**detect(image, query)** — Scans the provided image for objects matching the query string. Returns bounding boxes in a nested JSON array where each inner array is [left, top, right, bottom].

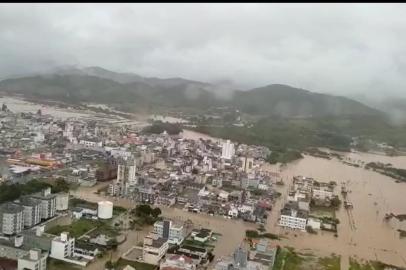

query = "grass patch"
[[115, 258, 156, 270], [318, 255, 341, 270], [350, 257, 403, 270], [349, 258, 373, 270], [46, 219, 97, 238], [310, 206, 336, 218], [273, 247, 305, 270], [46, 218, 119, 238], [274, 248, 342, 270]]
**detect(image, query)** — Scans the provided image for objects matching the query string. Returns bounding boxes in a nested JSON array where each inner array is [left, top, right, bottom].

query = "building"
[[278, 202, 308, 231], [50, 232, 75, 260], [160, 254, 196, 270], [79, 138, 103, 148], [143, 234, 169, 265], [17, 249, 48, 270], [31, 188, 56, 220], [240, 157, 254, 173], [221, 140, 235, 160], [214, 245, 266, 270], [153, 220, 185, 245], [0, 203, 24, 235], [312, 184, 334, 201], [55, 193, 69, 211], [109, 157, 137, 197], [50, 232, 93, 266], [135, 186, 157, 204], [249, 238, 276, 269], [117, 157, 137, 187], [18, 197, 41, 228]]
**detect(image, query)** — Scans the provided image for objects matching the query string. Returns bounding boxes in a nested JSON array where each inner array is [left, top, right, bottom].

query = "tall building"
[[153, 220, 185, 245], [110, 157, 137, 197], [117, 157, 137, 187], [0, 203, 24, 235], [31, 188, 57, 220], [18, 196, 41, 228], [221, 140, 235, 160]]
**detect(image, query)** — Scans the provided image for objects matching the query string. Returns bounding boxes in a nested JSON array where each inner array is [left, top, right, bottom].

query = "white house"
[[18, 249, 48, 270]]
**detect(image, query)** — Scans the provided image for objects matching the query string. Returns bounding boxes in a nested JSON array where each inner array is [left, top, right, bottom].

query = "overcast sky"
[[1, 3, 406, 97]]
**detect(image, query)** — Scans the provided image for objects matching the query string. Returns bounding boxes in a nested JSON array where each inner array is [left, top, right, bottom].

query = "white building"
[[19, 197, 41, 228], [0, 203, 24, 235], [32, 188, 57, 220], [279, 204, 308, 231], [18, 249, 48, 270], [153, 220, 185, 245], [240, 156, 254, 173], [56, 193, 69, 211], [312, 185, 334, 201], [50, 232, 75, 260], [221, 140, 235, 160], [79, 139, 103, 148], [110, 157, 137, 197], [143, 234, 169, 265]]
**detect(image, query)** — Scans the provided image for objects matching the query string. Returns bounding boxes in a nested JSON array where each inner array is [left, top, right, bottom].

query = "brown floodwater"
[[73, 136, 406, 267], [263, 152, 406, 267]]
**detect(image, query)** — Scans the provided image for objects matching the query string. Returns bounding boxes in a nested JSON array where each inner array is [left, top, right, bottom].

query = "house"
[[191, 228, 212, 243], [143, 234, 169, 265]]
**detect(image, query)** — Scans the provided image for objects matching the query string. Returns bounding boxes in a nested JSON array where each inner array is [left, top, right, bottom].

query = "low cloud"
[[0, 3, 406, 98]]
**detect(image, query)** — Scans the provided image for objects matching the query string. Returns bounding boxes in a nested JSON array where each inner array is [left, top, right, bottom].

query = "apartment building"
[[0, 203, 24, 235], [17, 249, 48, 270], [153, 220, 185, 245]]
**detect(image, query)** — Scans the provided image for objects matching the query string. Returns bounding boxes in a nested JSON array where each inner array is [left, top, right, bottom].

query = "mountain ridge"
[[0, 66, 382, 118]]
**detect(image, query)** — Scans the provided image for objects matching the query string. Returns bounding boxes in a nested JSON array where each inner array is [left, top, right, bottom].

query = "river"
[[262, 152, 406, 267]]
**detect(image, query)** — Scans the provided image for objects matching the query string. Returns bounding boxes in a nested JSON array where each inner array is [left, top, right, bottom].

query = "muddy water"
[[263, 154, 406, 267]]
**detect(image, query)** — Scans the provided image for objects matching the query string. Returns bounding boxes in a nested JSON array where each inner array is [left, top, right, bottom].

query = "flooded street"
[[71, 182, 257, 258], [71, 132, 406, 267], [263, 153, 406, 267]]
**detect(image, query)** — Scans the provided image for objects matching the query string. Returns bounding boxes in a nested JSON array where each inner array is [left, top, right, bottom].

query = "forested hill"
[[0, 67, 381, 118]]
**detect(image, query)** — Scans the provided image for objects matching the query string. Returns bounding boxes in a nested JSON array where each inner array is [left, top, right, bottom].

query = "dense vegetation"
[[0, 178, 70, 204], [131, 204, 162, 226], [142, 121, 182, 135], [365, 162, 406, 182]]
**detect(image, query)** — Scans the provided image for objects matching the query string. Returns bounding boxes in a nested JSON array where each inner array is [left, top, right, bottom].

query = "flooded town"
[[2, 3, 406, 270], [0, 96, 403, 270]]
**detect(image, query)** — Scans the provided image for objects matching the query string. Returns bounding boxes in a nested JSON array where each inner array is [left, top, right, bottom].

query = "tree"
[[135, 204, 153, 217], [245, 230, 259, 238], [331, 196, 341, 208], [151, 207, 162, 218], [105, 261, 114, 270]]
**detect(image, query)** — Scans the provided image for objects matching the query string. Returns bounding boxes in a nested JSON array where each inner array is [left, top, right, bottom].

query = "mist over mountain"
[[0, 66, 382, 119]]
